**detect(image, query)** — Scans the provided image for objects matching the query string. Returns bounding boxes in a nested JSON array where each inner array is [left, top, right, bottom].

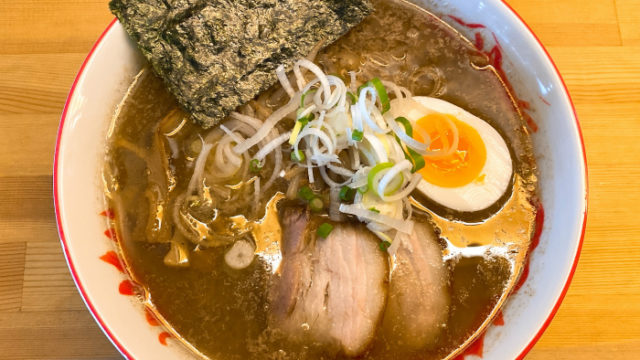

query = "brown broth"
[[104, 0, 538, 359]]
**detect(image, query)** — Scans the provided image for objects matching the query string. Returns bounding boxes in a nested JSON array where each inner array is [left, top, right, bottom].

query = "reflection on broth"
[[103, 0, 538, 359]]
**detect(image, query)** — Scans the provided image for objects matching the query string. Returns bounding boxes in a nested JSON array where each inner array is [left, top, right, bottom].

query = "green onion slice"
[[300, 89, 316, 108], [351, 129, 364, 142], [368, 162, 394, 196], [394, 117, 425, 173], [289, 113, 314, 145], [404, 147, 426, 173], [346, 91, 357, 104], [395, 117, 413, 137], [298, 186, 315, 201], [249, 159, 262, 172], [357, 78, 390, 114], [357, 83, 367, 95], [310, 197, 324, 212], [369, 207, 380, 213], [379, 240, 391, 252], [317, 222, 334, 238], [369, 78, 390, 114], [291, 150, 305, 162], [298, 113, 314, 126], [385, 172, 404, 195], [339, 186, 356, 202], [289, 121, 303, 145]]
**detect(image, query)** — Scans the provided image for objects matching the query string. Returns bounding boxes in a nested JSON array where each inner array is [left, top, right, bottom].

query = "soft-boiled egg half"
[[388, 96, 513, 212]]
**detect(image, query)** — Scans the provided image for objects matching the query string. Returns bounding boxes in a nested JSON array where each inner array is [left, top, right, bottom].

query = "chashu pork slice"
[[383, 220, 450, 349], [270, 207, 387, 356]]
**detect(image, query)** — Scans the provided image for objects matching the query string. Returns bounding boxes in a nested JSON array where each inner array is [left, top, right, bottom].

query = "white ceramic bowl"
[[54, 1, 587, 359]]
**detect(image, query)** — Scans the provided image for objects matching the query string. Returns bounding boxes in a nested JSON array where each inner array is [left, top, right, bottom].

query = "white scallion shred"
[[230, 112, 262, 130], [233, 95, 299, 154], [254, 131, 292, 161], [386, 115, 430, 154], [377, 160, 412, 197], [358, 87, 388, 134], [205, 58, 465, 245], [293, 59, 332, 101], [276, 64, 295, 98], [306, 150, 315, 184], [339, 204, 414, 234], [187, 142, 214, 197], [319, 165, 349, 188], [380, 173, 423, 202], [327, 163, 355, 178], [263, 140, 282, 191]]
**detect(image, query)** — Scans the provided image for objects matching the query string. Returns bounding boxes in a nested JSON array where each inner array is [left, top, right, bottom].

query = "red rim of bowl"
[[54, 2, 588, 359], [53, 17, 135, 360]]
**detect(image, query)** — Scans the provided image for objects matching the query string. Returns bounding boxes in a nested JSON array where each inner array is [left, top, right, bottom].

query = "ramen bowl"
[[54, 0, 587, 358]]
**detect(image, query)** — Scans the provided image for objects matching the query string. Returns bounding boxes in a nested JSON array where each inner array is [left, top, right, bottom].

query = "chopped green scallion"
[[358, 78, 390, 113], [289, 121, 302, 145], [317, 222, 334, 238], [393, 117, 425, 173], [346, 91, 357, 104], [379, 240, 391, 252], [369, 78, 390, 114], [298, 113, 314, 127], [339, 186, 356, 202], [291, 150, 305, 162], [300, 89, 316, 108], [358, 185, 368, 194], [395, 117, 413, 137], [249, 159, 262, 172], [368, 162, 394, 196], [369, 207, 380, 213], [393, 139, 425, 174], [297, 186, 315, 201], [405, 146, 426, 173], [309, 197, 324, 212], [351, 129, 364, 141]]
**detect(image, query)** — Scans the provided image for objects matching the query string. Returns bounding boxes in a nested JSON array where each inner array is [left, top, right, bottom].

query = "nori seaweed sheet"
[[110, 0, 373, 128]]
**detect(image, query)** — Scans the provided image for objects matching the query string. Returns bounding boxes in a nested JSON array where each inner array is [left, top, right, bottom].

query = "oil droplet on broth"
[[252, 193, 284, 273]]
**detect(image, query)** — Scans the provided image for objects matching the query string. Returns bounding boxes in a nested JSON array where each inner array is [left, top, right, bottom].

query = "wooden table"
[[1, 0, 638, 358]]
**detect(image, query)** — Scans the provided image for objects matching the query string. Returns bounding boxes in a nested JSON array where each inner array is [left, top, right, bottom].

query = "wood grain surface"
[[0, 0, 638, 359]]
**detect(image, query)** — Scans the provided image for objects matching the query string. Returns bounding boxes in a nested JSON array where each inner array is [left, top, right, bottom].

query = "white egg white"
[[388, 96, 513, 212]]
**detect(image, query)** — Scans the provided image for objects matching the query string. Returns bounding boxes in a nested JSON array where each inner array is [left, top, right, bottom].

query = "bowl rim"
[[53, 2, 588, 359], [54, 18, 135, 359]]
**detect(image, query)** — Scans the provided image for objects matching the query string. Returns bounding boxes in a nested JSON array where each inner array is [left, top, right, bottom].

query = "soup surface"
[[103, 0, 538, 359]]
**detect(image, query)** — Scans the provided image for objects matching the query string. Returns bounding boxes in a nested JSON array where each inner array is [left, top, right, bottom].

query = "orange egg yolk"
[[414, 113, 487, 188]]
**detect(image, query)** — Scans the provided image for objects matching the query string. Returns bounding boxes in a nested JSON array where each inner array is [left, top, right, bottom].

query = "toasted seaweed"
[[110, 0, 373, 128]]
